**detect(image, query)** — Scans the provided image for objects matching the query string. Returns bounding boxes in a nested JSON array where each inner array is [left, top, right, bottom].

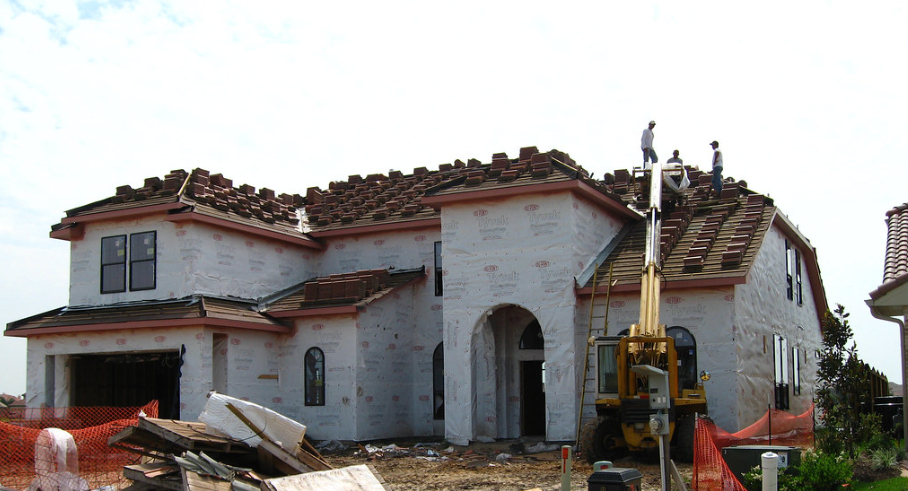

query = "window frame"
[[792, 346, 801, 396], [434, 241, 443, 296], [129, 231, 157, 291], [304, 347, 326, 407], [795, 249, 803, 306], [773, 334, 790, 410], [433, 343, 444, 420], [100, 235, 127, 294], [784, 240, 794, 301]]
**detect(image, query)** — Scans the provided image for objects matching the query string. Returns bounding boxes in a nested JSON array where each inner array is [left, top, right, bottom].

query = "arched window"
[[519, 320, 544, 350], [433, 343, 444, 420], [667, 326, 698, 390], [305, 348, 325, 406]]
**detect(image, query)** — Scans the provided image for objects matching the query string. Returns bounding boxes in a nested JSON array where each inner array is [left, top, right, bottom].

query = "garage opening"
[[70, 348, 183, 419]]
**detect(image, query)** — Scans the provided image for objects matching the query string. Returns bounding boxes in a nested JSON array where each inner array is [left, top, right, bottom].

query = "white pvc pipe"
[[762, 452, 778, 491]]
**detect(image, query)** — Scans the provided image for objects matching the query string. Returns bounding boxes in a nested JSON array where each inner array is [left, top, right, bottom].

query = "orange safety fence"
[[692, 404, 814, 490], [0, 400, 158, 491]]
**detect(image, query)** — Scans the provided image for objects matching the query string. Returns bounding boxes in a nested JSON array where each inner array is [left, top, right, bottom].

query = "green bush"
[[742, 450, 853, 491]]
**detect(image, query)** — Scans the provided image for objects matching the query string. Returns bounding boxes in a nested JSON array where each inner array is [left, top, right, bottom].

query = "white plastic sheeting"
[[198, 392, 306, 449], [28, 428, 88, 491]]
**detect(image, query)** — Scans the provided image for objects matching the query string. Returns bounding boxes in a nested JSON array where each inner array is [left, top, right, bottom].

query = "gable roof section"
[[420, 147, 638, 220], [263, 267, 426, 317], [5, 296, 290, 337], [868, 203, 908, 307], [578, 167, 828, 319], [306, 147, 637, 237], [49, 169, 321, 249]]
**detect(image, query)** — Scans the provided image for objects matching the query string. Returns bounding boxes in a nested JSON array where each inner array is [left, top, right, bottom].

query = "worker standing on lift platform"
[[641, 120, 657, 169]]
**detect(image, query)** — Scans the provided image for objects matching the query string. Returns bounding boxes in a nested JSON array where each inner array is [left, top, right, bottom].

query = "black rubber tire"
[[579, 416, 627, 464], [673, 414, 696, 463]]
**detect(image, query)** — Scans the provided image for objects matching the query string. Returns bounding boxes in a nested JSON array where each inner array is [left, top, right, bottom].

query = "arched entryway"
[[472, 305, 545, 440]]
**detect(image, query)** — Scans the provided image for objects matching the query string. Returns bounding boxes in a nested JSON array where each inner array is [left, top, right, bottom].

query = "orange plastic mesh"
[[0, 400, 158, 491], [692, 404, 814, 490]]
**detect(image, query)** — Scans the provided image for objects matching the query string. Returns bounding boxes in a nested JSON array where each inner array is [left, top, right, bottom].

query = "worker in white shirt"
[[710, 140, 723, 196], [641, 120, 657, 168]]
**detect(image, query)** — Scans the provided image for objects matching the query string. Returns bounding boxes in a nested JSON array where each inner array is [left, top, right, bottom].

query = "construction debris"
[[108, 396, 388, 491]]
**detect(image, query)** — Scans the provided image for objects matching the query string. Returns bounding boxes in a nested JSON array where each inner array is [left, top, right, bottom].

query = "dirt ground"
[[320, 438, 692, 491]]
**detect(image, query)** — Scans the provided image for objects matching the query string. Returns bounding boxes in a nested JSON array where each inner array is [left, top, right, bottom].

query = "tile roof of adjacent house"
[[869, 203, 908, 301], [264, 267, 426, 316], [5, 296, 290, 336]]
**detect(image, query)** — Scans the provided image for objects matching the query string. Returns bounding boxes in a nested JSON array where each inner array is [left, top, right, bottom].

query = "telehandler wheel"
[[579, 416, 627, 464], [673, 414, 696, 463]]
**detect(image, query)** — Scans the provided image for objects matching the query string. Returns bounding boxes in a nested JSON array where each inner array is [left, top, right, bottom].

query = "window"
[[792, 347, 801, 396], [130, 231, 156, 291], [434, 241, 443, 296], [784, 240, 793, 301], [597, 342, 619, 394], [101, 235, 127, 293], [433, 343, 444, 420], [667, 326, 698, 390], [101, 232, 156, 294], [305, 348, 325, 406], [795, 249, 803, 306], [773, 334, 790, 410], [519, 320, 544, 350]]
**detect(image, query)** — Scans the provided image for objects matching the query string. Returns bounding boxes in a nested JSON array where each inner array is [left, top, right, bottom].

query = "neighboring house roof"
[[264, 267, 426, 317], [869, 203, 908, 302], [49, 169, 321, 249], [5, 296, 291, 337], [576, 167, 828, 319]]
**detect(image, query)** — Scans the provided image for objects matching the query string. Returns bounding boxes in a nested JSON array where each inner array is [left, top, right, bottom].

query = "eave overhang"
[[165, 212, 322, 249], [5, 316, 291, 337], [307, 217, 441, 239]]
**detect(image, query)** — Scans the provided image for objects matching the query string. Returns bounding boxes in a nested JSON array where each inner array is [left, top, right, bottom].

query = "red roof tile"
[[870, 203, 908, 301], [266, 267, 426, 314]]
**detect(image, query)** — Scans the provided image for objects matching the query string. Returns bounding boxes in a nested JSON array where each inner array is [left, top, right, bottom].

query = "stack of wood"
[[108, 401, 387, 491]]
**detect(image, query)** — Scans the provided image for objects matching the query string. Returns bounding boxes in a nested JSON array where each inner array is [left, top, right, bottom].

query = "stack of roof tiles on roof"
[[266, 267, 426, 313], [586, 166, 774, 289], [302, 146, 607, 232]]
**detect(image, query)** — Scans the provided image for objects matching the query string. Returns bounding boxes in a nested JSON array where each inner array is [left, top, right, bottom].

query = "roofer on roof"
[[667, 149, 683, 164], [710, 140, 723, 196], [641, 120, 657, 169]]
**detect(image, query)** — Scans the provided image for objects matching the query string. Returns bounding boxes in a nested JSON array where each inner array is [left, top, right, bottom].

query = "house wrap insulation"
[[440, 192, 626, 445]]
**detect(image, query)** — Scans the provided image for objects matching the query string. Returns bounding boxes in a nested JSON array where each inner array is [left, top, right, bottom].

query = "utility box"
[[722, 445, 801, 483], [587, 466, 644, 491]]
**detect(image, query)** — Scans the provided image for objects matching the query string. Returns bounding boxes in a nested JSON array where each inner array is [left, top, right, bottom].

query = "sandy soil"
[[320, 439, 692, 491]]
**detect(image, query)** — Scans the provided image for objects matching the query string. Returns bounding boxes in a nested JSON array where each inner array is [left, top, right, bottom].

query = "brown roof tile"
[[266, 267, 426, 313], [870, 203, 908, 301]]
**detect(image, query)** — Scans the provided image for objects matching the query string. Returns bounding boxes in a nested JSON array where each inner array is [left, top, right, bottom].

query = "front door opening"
[[521, 360, 546, 435]]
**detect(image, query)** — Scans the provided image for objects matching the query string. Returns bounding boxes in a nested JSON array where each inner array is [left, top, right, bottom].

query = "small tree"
[[815, 304, 877, 457]]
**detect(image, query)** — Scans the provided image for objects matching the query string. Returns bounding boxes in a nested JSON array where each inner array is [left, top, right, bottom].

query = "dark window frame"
[[784, 240, 794, 301], [434, 241, 443, 296], [519, 320, 544, 350], [101, 235, 127, 294], [433, 343, 444, 420], [795, 249, 803, 306], [792, 346, 801, 396], [773, 333, 790, 410], [304, 347, 325, 407], [129, 231, 157, 291]]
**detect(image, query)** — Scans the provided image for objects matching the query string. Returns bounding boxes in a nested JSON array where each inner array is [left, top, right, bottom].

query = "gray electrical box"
[[630, 364, 670, 409]]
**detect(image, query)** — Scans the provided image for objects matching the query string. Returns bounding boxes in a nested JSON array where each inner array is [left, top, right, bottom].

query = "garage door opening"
[[70, 349, 183, 419]]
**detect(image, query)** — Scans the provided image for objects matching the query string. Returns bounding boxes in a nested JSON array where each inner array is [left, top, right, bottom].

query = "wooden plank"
[[124, 464, 184, 491], [224, 403, 331, 472], [262, 464, 388, 491], [258, 438, 314, 474], [181, 468, 232, 491]]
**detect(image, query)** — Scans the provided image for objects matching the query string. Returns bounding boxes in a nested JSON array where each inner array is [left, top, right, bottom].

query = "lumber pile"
[[109, 393, 387, 491]]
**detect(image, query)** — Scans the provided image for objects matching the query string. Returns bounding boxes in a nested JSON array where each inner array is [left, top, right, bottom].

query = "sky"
[[1, 1, 906, 398]]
